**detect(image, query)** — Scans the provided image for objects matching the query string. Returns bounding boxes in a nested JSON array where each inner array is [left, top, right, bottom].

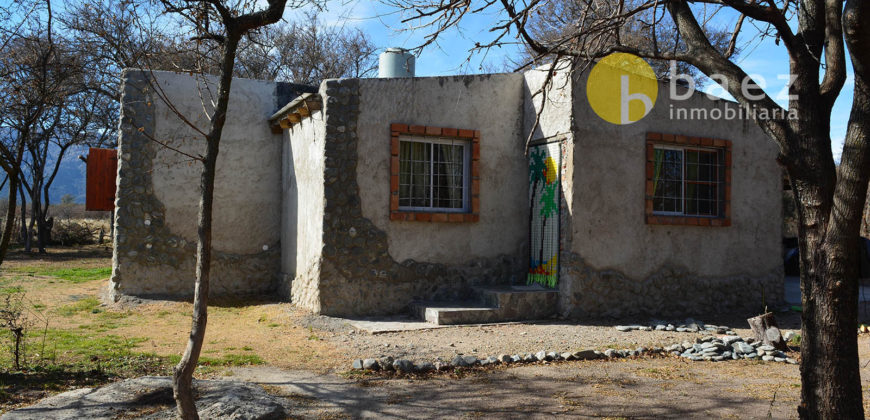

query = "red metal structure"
[[85, 147, 118, 211]]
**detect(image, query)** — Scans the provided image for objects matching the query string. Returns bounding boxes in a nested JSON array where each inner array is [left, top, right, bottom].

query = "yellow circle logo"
[[586, 53, 658, 125]]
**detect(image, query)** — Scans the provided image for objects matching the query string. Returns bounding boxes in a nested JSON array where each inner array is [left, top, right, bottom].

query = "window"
[[398, 137, 470, 211], [652, 147, 722, 216], [389, 124, 480, 222], [645, 133, 732, 226]]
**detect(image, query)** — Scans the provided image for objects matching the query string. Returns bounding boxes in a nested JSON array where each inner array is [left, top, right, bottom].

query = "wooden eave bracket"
[[269, 93, 322, 134]]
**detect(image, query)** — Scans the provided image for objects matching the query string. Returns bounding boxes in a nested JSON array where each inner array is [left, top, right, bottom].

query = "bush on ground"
[[51, 220, 97, 246]]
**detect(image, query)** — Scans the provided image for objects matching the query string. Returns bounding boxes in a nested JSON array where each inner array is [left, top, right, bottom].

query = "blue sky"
[[299, 1, 854, 161]]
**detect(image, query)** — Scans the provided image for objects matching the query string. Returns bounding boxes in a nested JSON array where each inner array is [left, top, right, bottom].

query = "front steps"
[[412, 285, 558, 325]]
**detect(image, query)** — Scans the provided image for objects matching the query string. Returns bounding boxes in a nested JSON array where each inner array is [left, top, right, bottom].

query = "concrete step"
[[412, 285, 559, 325], [476, 285, 559, 321], [416, 304, 501, 325]]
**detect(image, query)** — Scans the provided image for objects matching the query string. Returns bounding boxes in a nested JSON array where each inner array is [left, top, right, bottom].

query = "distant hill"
[[1, 144, 91, 204]]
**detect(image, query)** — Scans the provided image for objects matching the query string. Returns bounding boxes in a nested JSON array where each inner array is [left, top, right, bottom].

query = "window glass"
[[399, 138, 468, 211], [653, 146, 722, 217], [652, 148, 683, 213]]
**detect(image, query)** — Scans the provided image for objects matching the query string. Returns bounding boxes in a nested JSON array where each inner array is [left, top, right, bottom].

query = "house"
[[109, 57, 783, 322]]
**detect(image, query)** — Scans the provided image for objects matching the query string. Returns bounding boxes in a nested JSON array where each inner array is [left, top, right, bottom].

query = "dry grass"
[[0, 246, 350, 374]]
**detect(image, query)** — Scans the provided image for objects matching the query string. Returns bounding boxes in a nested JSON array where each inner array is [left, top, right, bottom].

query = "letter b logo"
[[586, 53, 658, 125]]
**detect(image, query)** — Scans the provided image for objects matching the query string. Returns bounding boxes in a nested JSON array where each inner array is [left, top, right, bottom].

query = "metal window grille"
[[398, 137, 469, 212], [652, 146, 724, 217]]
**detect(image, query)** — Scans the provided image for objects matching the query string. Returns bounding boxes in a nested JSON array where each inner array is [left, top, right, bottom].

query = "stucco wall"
[[356, 74, 528, 265], [558, 70, 783, 317], [286, 78, 527, 317], [110, 70, 283, 299], [282, 107, 326, 311], [523, 65, 574, 142]]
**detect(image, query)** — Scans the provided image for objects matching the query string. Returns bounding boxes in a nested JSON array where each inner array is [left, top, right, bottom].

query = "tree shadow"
[[252, 364, 796, 419], [0, 368, 111, 407], [5, 246, 113, 262]]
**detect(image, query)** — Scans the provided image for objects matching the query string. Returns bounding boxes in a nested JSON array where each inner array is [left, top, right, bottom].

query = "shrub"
[[51, 220, 96, 246], [0, 292, 29, 371]]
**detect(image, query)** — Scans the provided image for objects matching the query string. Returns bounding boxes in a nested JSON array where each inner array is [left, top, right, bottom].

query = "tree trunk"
[[747, 312, 789, 351], [172, 32, 240, 420], [0, 172, 19, 266], [796, 3, 870, 413], [18, 184, 26, 248], [25, 210, 35, 254], [171, 146, 218, 419], [796, 211, 865, 419], [33, 194, 47, 253], [35, 213, 50, 253]]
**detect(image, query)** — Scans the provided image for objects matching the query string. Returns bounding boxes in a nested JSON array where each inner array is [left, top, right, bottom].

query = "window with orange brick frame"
[[389, 123, 480, 222], [645, 132, 732, 227]]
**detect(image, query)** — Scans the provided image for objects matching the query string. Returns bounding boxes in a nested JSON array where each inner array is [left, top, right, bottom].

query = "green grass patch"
[[206, 353, 265, 366], [56, 297, 102, 316], [0, 286, 23, 295], [9, 267, 112, 283], [166, 353, 265, 367], [0, 333, 170, 410], [0, 328, 148, 369], [39, 329, 146, 361], [83, 311, 131, 332]]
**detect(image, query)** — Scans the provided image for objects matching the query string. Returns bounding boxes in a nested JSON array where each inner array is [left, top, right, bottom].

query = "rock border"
[[350, 335, 798, 374]]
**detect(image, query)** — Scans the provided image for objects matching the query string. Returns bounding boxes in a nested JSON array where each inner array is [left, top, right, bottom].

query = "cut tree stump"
[[747, 312, 790, 351]]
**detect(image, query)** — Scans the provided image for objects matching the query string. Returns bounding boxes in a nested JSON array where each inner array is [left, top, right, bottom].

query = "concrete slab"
[[347, 316, 533, 334], [348, 317, 451, 334]]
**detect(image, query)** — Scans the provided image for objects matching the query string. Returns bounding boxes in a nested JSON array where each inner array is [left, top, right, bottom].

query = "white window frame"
[[398, 136, 471, 213]]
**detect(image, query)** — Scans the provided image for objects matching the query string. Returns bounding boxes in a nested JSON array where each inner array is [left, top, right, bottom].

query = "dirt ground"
[[3, 246, 870, 418], [306, 313, 802, 363], [229, 359, 806, 419]]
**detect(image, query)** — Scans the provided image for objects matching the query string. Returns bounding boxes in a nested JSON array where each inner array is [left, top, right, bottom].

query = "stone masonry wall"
[[554, 69, 784, 319], [311, 79, 524, 317], [109, 70, 280, 300], [558, 252, 784, 319]]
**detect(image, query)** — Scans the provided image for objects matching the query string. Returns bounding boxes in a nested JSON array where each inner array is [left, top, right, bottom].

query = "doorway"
[[528, 142, 561, 288]]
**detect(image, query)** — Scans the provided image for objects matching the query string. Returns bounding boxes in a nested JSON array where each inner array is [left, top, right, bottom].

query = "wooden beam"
[[279, 118, 293, 129], [287, 113, 301, 124], [298, 106, 310, 118], [305, 99, 322, 111]]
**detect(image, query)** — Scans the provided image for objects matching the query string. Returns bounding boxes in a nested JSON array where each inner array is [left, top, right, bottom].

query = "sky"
[[297, 1, 854, 161], [0, 0, 855, 203]]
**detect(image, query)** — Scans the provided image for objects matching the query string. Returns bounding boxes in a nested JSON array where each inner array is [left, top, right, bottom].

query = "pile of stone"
[[615, 319, 736, 335], [668, 335, 797, 363], [352, 349, 609, 373]]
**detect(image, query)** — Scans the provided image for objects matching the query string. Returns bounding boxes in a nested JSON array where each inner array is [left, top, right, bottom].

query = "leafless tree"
[[514, 0, 735, 81], [0, 1, 71, 260], [143, 0, 322, 418], [384, 0, 869, 417], [235, 12, 377, 83], [61, 0, 169, 135], [0, 1, 48, 265], [0, 5, 115, 255]]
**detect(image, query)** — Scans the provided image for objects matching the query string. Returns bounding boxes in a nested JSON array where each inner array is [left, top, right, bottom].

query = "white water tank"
[[378, 48, 415, 78]]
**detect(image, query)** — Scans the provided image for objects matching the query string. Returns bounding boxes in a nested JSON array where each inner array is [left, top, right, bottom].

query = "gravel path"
[[302, 311, 803, 363]]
